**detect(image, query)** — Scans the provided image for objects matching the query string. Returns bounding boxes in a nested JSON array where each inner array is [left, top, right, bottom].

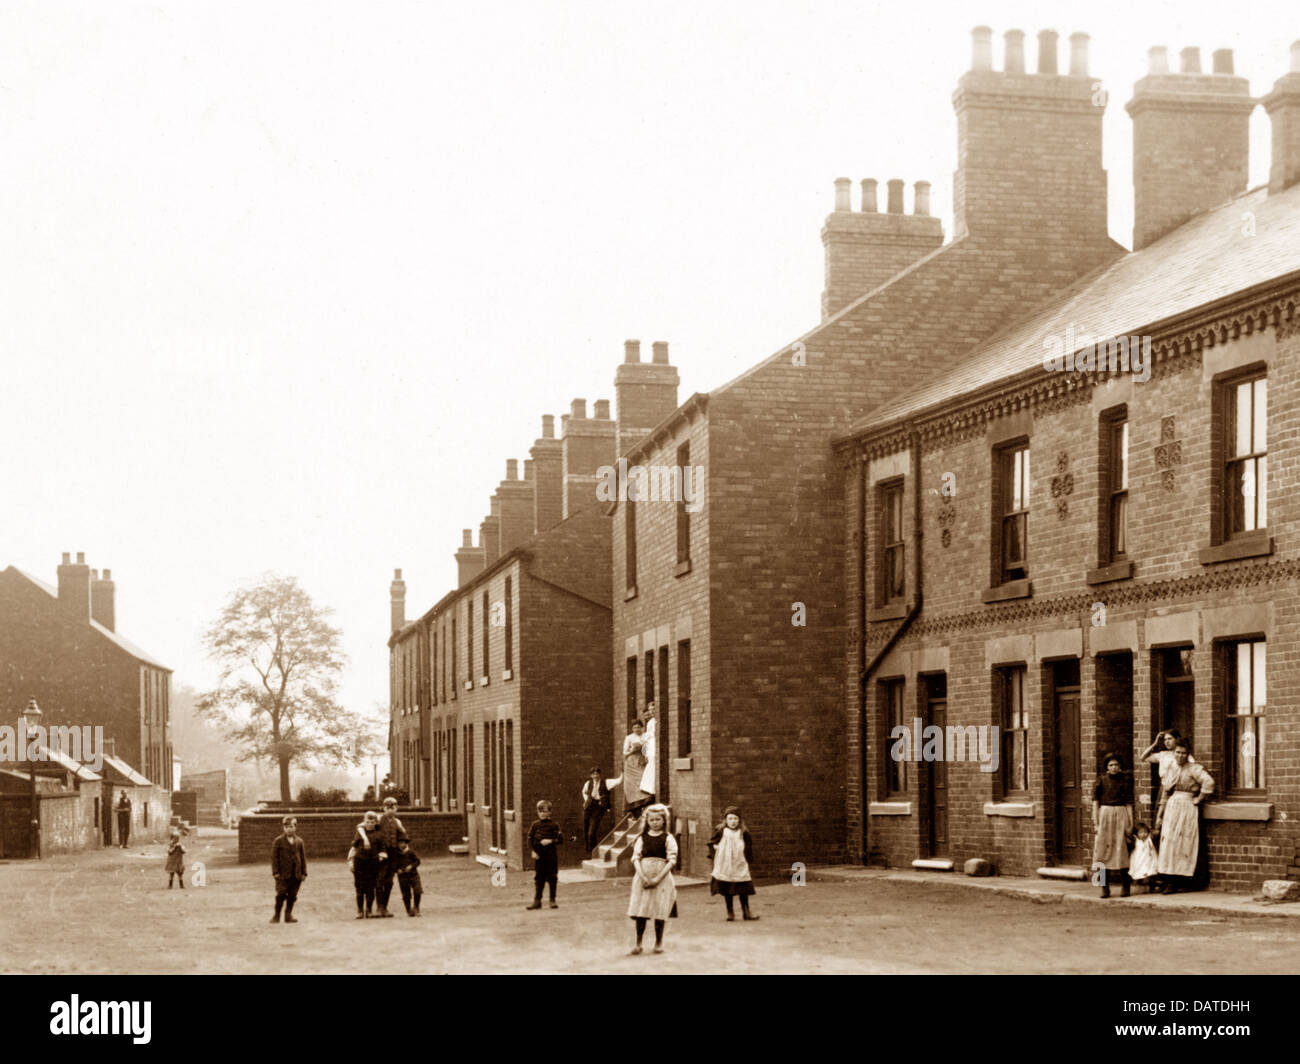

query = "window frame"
[[1224, 372, 1268, 540], [1222, 638, 1266, 796], [676, 441, 691, 566], [1104, 411, 1129, 564], [877, 477, 906, 606], [881, 678, 907, 797], [994, 441, 1030, 585], [998, 666, 1030, 798]]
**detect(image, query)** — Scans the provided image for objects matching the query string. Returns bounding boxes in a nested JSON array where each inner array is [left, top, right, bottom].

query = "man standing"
[[373, 797, 408, 918], [115, 791, 132, 848], [271, 816, 308, 923], [582, 767, 621, 854]]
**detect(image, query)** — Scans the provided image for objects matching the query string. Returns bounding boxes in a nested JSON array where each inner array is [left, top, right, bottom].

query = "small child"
[[708, 806, 758, 921], [1129, 821, 1159, 893], [165, 830, 187, 889], [627, 803, 678, 954], [525, 799, 563, 910], [396, 840, 423, 916]]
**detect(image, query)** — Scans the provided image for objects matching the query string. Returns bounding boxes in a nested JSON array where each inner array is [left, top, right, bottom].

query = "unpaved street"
[[2, 831, 1299, 974]]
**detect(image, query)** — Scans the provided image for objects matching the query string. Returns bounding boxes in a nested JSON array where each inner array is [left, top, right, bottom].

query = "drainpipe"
[[858, 428, 923, 863]]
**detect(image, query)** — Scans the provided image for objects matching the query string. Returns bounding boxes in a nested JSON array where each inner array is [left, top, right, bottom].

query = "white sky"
[[2, 0, 1294, 769]]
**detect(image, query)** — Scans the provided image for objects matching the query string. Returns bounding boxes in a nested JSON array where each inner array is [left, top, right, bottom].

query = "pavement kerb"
[[807, 865, 1300, 920]]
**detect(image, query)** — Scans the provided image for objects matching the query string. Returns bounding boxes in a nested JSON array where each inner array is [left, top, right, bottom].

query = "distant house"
[[0, 553, 174, 788]]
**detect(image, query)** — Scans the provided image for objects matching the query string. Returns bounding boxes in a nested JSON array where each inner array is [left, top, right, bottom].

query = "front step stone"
[[1037, 866, 1088, 881], [912, 858, 955, 872]]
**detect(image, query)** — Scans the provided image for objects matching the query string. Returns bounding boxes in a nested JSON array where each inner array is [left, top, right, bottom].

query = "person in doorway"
[[582, 767, 622, 855], [1139, 729, 1195, 822], [638, 708, 659, 811], [115, 791, 132, 848], [270, 816, 308, 923], [709, 807, 758, 920], [1091, 753, 1133, 898], [1154, 740, 1214, 893], [622, 721, 649, 821]]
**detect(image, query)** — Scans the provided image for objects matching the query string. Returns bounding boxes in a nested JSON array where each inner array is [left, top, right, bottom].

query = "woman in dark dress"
[[1091, 754, 1133, 898]]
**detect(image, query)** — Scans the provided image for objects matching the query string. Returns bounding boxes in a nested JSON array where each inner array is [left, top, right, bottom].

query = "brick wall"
[[237, 811, 464, 864]]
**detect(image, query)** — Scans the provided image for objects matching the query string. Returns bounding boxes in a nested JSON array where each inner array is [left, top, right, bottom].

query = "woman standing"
[[622, 720, 649, 821], [626, 804, 678, 955], [1139, 729, 1195, 815], [1091, 754, 1133, 898], [1154, 741, 1214, 893]]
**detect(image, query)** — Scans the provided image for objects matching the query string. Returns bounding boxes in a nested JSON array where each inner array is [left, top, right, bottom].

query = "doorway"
[[922, 673, 948, 858], [1052, 659, 1086, 866], [1153, 646, 1195, 808]]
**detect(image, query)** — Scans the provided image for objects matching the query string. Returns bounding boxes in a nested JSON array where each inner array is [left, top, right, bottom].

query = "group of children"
[[347, 799, 423, 917], [526, 796, 759, 955]]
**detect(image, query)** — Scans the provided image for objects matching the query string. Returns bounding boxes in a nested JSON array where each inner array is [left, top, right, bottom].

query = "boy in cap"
[[270, 816, 308, 923], [525, 799, 563, 910]]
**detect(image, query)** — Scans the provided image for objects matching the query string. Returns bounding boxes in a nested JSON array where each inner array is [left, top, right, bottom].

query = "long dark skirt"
[[710, 877, 755, 898]]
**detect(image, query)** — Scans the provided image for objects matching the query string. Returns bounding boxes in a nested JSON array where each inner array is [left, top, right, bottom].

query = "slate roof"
[[8, 566, 170, 669], [837, 181, 1300, 440]]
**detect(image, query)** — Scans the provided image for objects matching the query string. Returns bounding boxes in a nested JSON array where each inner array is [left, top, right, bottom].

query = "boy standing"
[[270, 816, 308, 923], [374, 796, 408, 918], [396, 839, 423, 917], [525, 799, 563, 910]]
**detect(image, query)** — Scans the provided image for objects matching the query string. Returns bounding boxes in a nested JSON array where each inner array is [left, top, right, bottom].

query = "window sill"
[[480, 676, 489, 687], [983, 801, 1036, 818], [449, 799, 458, 811], [501, 669, 513, 681], [1202, 801, 1272, 822], [463, 681, 474, 692], [1086, 559, 1133, 586], [868, 800, 912, 816], [670, 757, 694, 772], [981, 579, 1032, 604], [466, 803, 475, 813], [867, 602, 909, 622], [504, 809, 516, 822], [673, 559, 692, 577], [1199, 531, 1273, 565], [624, 586, 638, 602]]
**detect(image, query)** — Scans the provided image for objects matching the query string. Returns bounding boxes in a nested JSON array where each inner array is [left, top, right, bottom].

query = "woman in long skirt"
[[622, 720, 649, 820], [1091, 754, 1133, 898], [1154, 740, 1214, 893], [626, 804, 677, 955]]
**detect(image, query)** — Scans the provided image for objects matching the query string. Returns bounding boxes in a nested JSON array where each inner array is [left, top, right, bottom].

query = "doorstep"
[[807, 865, 1300, 919], [911, 858, 955, 872], [1037, 866, 1088, 881]]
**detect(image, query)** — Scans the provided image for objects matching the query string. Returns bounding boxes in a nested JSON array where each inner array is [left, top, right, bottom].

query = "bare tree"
[[198, 574, 362, 801]]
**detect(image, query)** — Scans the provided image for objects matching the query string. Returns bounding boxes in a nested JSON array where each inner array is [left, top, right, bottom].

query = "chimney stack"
[[562, 391, 617, 518], [390, 568, 406, 634], [821, 174, 942, 319], [1263, 41, 1300, 195], [614, 339, 679, 455], [480, 505, 501, 566], [1126, 44, 1253, 248], [593, 399, 611, 419], [91, 568, 116, 631], [455, 530, 485, 587], [530, 414, 564, 534], [57, 551, 91, 621], [495, 458, 534, 556], [952, 27, 1110, 258]]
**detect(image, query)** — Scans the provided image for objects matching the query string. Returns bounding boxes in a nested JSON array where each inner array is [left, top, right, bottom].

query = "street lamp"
[[22, 698, 41, 860]]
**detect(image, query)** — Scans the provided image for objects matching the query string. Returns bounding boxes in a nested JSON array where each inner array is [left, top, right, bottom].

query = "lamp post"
[[22, 698, 41, 860]]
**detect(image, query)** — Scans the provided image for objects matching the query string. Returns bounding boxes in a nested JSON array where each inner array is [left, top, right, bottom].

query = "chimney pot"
[[593, 399, 611, 419], [913, 181, 931, 216], [1037, 29, 1059, 74], [1211, 48, 1233, 75], [886, 179, 904, 214], [834, 177, 851, 212], [1004, 30, 1025, 74], [76, 552, 85, 564], [860, 178, 877, 212], [61, 552, 70, 564], [91, 569, 99, 580], [393, 568, 402, 579], [462, 529, 473, 547], [524, 458, 534, 480], [1291, 40, 1300, 73], [102, 569, 111, 580], [971, 26, 994, 71], [571, 398, 587, 420], [1148, 46, 1169, 75], [506, 459, 518, 480], [541, 414, 555, 438], [651, 341, 669, 364], [624, 340, 641, 364], [1180, 46, 1201, 74], [1069, 32, 1089, 76]]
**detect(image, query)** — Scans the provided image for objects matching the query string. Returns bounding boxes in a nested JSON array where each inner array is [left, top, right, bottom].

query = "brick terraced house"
[[837, 39, 1300, 891], [388, 383, 670, 870], [605, 26, 1128, 876], [0, 553, 173, 790]]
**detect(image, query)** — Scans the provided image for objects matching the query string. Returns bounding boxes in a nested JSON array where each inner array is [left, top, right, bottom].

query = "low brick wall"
[[238, 811, 464, 864]]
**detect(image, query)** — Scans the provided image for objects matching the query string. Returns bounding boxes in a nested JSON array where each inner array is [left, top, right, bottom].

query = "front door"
[[1055, 684, 1086, 865], [925, 679, 949, 858]]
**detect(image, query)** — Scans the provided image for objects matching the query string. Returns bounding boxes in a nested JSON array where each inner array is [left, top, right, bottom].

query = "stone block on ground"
[[964, 857, 994, 877], [1257, 880, 1300, 902]]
